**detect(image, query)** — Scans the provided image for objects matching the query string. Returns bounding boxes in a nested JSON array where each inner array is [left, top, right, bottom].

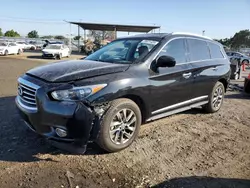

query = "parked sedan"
[[42, 44, 70, 59], [226, 51, 250, 65], [0, 42, 22, 56], [29, 41, 45, 50], [16, 41, 36, 50]]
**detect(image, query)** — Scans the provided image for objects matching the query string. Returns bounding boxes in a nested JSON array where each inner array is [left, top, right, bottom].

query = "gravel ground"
[[0, 57, 249, 188]]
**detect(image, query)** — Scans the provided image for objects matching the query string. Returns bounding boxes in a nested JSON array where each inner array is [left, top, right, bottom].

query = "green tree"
[[54, 35, 65, 40], [216, 29, 250, 50], [215, 38, 233, 48], [40, 35, 53, 39], [0, 28, 3, 36], [4, 29, 20, 37], [27, 30, 39, 38], [73, 36, 81, 40], [231, 30, 250, 49], [89, 30, 113, 42]]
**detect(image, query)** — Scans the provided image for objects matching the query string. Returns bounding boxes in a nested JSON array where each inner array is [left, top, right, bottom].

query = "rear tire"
[[97, 98, 142, 152], [203, 82, 225, 113], [56, 54, 62, 60], [17, 49, 21, 55], [55, 54, 61, 60]]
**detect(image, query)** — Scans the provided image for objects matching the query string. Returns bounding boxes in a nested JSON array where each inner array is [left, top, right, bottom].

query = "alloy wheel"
[[212, 86, 223, 110], [109, 108, 137, 145]]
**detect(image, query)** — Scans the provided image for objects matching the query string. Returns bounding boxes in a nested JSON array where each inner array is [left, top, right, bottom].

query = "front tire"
[[97, 98, 142, 152], [4, 50, 8, 56], [56, 53, 62, 60], [203, 82, 225, 113], [17, 49, 21, 55]]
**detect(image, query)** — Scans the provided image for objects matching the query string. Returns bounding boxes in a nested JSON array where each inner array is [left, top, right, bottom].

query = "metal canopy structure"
[[68, 21, 160, 33]]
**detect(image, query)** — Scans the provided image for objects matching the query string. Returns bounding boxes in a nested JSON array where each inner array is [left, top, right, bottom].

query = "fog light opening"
[[55, 128, 67, 137]]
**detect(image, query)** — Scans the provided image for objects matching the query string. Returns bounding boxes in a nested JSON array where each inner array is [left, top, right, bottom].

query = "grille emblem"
[[18, 86, 23, 96]]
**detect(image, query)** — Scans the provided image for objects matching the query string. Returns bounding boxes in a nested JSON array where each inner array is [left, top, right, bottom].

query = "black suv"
[[16, 33, 231, 154]]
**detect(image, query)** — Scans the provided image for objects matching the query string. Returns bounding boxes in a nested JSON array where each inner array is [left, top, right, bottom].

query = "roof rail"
[[172, 32, 213, 40]]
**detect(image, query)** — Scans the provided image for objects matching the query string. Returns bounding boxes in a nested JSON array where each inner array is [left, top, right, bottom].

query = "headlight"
[[0, 48, 4, 51], [51, 84, 107, 101]]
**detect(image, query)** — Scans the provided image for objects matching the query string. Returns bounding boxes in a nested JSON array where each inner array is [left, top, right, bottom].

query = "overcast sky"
[[0, 0, 250, 39]]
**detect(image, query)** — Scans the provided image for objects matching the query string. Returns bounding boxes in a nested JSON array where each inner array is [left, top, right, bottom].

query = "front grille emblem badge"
[[18, 86, 23, 96]]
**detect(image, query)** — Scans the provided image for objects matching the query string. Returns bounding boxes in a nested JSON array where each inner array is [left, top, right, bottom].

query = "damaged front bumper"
[[15, 81, 102, 154]]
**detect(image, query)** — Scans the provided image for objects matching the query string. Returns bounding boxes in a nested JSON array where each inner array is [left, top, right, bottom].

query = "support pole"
[[102, 31, 105, 40], [69, 23, 72, 51], [113, 27, 117, 40], [78, 25, 80, 52], [84, 29, 86, 41]]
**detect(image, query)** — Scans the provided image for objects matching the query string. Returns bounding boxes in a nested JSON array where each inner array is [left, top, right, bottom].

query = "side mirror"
[[156, 55, 176, 68]]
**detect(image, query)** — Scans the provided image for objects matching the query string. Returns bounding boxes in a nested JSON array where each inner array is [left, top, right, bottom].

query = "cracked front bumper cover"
[[16, 87, 99, 154]]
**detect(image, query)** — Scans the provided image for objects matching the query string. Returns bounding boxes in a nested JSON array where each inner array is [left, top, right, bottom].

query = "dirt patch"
[[0, 57, 249, 188]]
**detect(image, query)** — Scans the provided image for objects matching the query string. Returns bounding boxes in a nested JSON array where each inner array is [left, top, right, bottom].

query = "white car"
[[42, 44, 71, 59], [16, 41, 36, 50], [0, 42, 22, 56]]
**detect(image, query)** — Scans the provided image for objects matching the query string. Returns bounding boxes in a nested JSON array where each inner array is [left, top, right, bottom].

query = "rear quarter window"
[[187, 39, 210, 61], [209, 42, 224, 59]]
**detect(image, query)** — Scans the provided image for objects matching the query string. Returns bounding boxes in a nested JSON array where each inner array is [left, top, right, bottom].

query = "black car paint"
[[16, 34, 231, 153], [27, 60, 130, 82]]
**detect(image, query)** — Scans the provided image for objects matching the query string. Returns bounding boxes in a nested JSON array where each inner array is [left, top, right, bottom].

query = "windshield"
[[45, 45, 61, 49], [85, 39, 159, 64], [0, 43, 7, 46]]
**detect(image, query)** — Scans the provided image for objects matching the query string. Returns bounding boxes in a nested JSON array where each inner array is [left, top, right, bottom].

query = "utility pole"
[[202, 30, 205, 36]]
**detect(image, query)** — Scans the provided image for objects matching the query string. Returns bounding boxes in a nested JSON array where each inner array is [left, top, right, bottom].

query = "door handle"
[[182, 72, 192, 79]]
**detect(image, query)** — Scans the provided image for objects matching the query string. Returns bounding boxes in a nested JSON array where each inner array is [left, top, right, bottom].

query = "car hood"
[[42, 49, 61, 53], [27, 60, 130, 82]]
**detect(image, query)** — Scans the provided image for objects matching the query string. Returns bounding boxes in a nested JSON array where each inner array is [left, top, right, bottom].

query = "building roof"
[[118, 33, 170, 40], [68, 21, 160, 33]]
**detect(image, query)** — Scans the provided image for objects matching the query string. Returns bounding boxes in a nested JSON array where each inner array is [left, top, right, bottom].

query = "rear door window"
[[208, 42, 224, 59], [187, 39, 210, 61], [159, 39, 187, 64]]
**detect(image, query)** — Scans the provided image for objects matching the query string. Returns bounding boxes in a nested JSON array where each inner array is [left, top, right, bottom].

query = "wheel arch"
[[118, 94, 148, 123], [242, 59, 249, 63], [218, 78, 228, 91]]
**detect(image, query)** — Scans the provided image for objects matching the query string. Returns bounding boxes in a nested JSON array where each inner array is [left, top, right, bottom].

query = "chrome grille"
[[17, 78, 39, 109]]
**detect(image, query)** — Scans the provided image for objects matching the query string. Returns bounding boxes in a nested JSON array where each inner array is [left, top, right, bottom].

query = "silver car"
[[226, 51, 250, 65]]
